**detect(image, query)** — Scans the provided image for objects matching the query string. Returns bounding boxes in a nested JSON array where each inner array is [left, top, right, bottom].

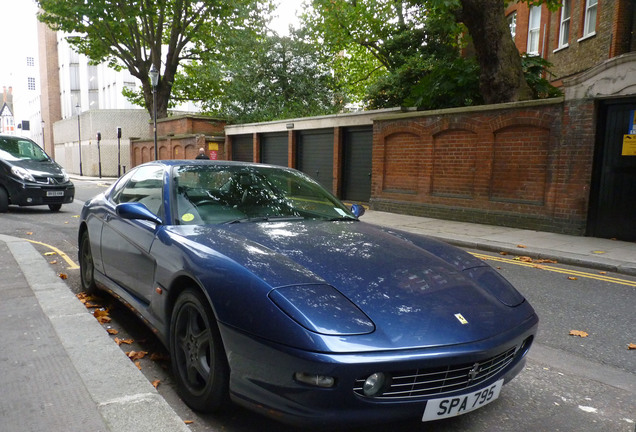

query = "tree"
[[303, 0, 479, 109], [177, 28, 346, 123], [37, 0, 267, 119], [304, 0, 560, 109]]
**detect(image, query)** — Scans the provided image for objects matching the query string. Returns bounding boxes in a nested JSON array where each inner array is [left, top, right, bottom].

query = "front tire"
[[49, 203, 62, 212], [79, 230, 97, 293], [170, 289, 229, 412]]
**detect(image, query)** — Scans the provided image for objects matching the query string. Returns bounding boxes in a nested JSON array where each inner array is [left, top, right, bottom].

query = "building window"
[[26, 57, 35, 67], [507, 12, 517, 39], [527, 6, 541, 55], [558, 0, 571, 48], [583, 0, 597, 37], [27, 77, 36, 91]]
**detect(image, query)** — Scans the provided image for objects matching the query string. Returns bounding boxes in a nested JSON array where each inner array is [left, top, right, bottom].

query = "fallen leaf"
[[49, 260, 58, 265], [26, 232, 33, 235], [533, 264, 545, 269], [151, 380, 160, 389], [184, 420, 194, 425], [93, 309, 111, 324], [107, 328, 119, 335], [628, 343, 636, 350], [535, 258, 558, 264], [126, 350, 148, 361], [64, 221, 69, 224], [514, 256, 533, 262], [115, 337, 134, 346], [58, 273, 68, 280], [592, 250, 606, 254], [499, 251, 508, 256], [569, 330, 589, 338], [44, 252, 57, 256], [72, 215, 80, 218], [135, 361, 141, 370], [599, 271, 607, 275], [567, 276, 578, 280]]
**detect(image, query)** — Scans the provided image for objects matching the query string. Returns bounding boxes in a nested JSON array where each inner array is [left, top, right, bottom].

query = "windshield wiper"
[[226, 215, 305, 224], [327, 216, 358, 222]]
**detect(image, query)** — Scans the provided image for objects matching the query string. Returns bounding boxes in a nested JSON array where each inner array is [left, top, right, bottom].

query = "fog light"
[[26, 198, 33, 203], [363, 372, 387, 397], [294, 372, 335, 388]]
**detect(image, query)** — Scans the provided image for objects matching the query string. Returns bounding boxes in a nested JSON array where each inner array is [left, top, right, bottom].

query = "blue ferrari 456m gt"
[[78, 160, 538, 427]]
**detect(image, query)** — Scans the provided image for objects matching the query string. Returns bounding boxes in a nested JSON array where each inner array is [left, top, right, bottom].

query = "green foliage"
[[521, 54, 563, 99], [37, 0, 268, 118], [407, 57, 482, 109], [303, 0, 473, 110], [176, 28, 345, 123]]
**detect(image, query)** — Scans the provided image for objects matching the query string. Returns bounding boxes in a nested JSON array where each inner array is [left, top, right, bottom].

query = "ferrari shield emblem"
[[454, 313, 469, 325]]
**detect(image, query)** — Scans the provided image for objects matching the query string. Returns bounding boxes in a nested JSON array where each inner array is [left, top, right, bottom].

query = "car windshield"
[[0, 137, 50, 162], [173, 164, 357, 225]]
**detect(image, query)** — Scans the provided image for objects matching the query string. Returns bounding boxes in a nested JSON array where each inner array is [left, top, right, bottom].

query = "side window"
[[111, 165, 164, 215], [583, 0, 597, 38], [558, 0, 571, 48], [526, 6, 541, 55]]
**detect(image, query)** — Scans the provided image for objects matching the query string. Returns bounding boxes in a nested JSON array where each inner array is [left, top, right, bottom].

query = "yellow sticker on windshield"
[[181, 213, 194, 222]]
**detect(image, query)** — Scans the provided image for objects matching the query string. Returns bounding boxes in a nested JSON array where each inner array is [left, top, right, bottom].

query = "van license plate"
[[47, 191, 64, 197], [422, 379, 503, 421]]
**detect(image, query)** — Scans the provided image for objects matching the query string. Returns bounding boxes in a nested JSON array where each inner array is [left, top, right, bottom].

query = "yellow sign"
[[622, 135, 636, 156], [208, 143, 219, 151]]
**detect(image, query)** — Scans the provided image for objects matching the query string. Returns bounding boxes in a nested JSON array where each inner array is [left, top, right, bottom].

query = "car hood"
[[6, 158, 66, 177], [170, 220, 532, 349]]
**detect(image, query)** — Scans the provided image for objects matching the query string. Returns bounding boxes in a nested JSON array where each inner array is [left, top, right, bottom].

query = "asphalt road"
[[2, 178, 634, 432]]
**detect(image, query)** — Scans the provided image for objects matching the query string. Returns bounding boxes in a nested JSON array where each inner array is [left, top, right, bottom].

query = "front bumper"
[[5, 177, 75, 207], [219, 312, 538, 427]]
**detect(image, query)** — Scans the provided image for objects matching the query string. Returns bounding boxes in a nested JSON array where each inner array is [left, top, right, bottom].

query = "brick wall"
[[371, 98, 595, 235]]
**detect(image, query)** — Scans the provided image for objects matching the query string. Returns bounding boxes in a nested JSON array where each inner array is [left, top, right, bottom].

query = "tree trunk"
[[458, 0, 533, 104]]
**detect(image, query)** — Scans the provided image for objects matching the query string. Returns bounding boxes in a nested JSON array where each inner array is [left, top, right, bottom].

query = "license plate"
[[47, 191, 65, 197], [422, 379, 504, 421]]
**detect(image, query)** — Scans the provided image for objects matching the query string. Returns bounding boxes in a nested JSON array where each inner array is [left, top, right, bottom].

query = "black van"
[[0, 134, 74, 212]]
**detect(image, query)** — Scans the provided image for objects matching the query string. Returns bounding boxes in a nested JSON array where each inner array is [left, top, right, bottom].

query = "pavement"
[[2, 199, 636, 431]]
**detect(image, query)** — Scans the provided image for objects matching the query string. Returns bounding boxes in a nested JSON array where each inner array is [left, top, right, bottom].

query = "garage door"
[[342, 126, 373, 202], [231, 134, 253, 162], [297, 130, 334, 192], [260, 133, 288, 167]]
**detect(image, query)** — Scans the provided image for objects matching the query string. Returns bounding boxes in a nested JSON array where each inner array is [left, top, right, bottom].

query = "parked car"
[[0, 134, 74, 212], [78, 160, 538, 427]]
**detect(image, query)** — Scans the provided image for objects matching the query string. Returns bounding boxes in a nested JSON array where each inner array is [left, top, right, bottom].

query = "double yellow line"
[[472, 252, 636, 287], [27, 239, 80, 270]]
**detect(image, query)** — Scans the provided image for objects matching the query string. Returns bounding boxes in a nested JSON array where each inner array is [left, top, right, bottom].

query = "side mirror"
[[350, 204, 366, 218], [116, 202, 163, 225]]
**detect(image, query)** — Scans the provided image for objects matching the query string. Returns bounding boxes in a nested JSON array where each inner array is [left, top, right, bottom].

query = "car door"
[[100, 165, 165, 304]]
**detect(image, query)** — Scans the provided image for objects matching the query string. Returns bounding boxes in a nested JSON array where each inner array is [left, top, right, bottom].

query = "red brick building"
[[505, 0, 635, 84]]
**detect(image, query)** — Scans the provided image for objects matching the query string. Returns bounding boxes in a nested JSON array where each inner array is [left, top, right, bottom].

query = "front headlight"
[[269, 284, 375, 336], [11, 166, 36, 182], [61, 168, 70, 182]]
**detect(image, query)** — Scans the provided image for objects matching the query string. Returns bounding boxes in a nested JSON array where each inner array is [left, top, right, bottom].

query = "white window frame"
[[558, 0, 571, 48], [583, 0, 597, 38], [527, 6, 541, 55]]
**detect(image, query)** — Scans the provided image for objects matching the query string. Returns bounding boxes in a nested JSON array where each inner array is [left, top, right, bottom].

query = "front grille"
[[354, 347, 517, 400], [33, 175, 64, 185]]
